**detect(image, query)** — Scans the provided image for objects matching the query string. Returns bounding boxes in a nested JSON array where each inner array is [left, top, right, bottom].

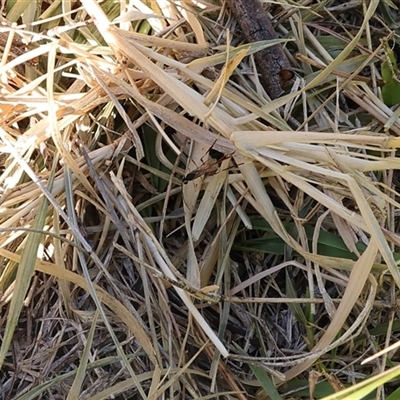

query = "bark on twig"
[[225, 0, 293, 99]]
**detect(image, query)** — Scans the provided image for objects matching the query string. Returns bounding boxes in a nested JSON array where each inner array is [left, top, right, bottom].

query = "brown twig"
[[225, 0, 293, 99]]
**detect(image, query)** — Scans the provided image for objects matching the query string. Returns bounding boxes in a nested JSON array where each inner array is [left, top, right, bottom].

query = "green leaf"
[[381, 37, 400, 106], [386, 386, 400, 400], [382, 79, 400, 107], [250, 364, 283, 400]]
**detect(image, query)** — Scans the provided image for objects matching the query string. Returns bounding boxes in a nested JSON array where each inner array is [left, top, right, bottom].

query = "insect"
[[159, 273, 222, 303], [182, 152, 234, 184]]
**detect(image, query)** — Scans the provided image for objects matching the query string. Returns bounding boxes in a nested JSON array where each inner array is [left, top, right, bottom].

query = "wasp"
[[182, 152, 234, 184]]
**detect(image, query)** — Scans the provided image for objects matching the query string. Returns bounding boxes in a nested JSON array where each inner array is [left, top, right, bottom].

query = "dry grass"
[[1, 0, 400, 399]]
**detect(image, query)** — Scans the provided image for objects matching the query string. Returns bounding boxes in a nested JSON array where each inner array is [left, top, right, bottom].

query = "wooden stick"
[[225, 0, 293, 99]]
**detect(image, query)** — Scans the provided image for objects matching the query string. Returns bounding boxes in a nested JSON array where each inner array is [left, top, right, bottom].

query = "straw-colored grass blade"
[[175, 1, 207, 47], [191, 157, 231, 242], [110, 172, 228, 356], [284, 240, 378, 380], [187, 39, 293, 73], [6, 1, 32, 21], [0, 247, 158, 363], [66, 310, 99, 400], [0, 179, 51, 368], [346, 175, 400, 287]]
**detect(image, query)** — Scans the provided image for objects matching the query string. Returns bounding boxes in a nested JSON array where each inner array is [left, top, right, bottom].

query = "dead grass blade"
[[0, 247, 157, 364], [0, 160, 52, 368], [66, 310, 99, 400], [284, 221, 378, 379], [110, 172, 229, 357]]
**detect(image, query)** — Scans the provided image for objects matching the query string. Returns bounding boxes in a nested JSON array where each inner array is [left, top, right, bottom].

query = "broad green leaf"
[[381, 37, 400, 106], [382, 79, 400, 106]]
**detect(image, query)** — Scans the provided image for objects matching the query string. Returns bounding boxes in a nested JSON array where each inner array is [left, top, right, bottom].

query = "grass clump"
[[2, 0, 400, 399]]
